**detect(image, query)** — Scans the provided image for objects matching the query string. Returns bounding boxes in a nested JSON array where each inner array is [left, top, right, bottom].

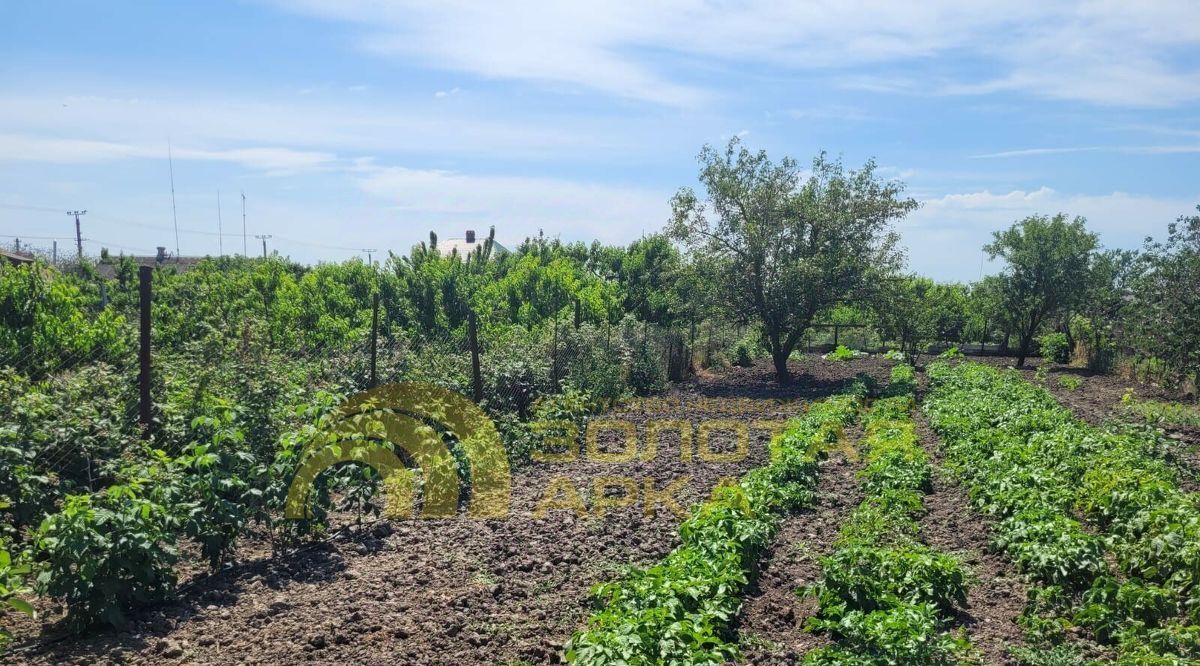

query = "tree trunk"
[[1015, 332, 1033, 368], [772, 348, 791, 384]]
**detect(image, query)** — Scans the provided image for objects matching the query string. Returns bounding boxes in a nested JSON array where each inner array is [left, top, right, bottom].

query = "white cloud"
[[0, 133, 338, 174], [278, 0, 1200, 107], [356, 166, 669, 245], [971, 145, 1200, 159], [902, 187, 1200, 280]]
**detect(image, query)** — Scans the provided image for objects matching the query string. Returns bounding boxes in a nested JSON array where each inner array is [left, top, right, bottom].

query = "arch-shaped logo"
[[284, 382, 510, 520]]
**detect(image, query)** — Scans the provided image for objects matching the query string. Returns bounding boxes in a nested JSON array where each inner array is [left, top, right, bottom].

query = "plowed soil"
[[10, 357, 891, 666]]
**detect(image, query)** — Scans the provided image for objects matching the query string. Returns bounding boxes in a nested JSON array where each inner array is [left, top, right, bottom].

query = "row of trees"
[[666, 138, 1199, 390]]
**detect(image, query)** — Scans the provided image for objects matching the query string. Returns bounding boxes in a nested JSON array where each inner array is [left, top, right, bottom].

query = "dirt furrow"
[[735, 434, 865, 665], [913, 410, 1029, 665]]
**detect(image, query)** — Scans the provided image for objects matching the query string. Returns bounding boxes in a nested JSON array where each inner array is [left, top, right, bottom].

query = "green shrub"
[[1039, 332, 1071, 364], [35, 481, 179, 630]]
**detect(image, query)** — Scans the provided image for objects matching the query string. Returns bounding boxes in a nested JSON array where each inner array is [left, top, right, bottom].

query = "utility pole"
[[256, 234, 272, 259], [361, 248, 377, 267], [241, 191, 247, 256], [217, 190, 224, 256], [52, 240, 57, 265], [67, 210, 86, 262]]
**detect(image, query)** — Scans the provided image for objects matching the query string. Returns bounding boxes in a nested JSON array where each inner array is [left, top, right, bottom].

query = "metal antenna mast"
[[217, 191, 224, 256], [167, 139, 181, 257], [241, 191, 247, 256]]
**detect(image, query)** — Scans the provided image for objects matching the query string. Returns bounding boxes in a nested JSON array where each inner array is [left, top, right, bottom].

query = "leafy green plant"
[[825, 345, 864, 362], [0, 539, 35, 648], [566, 393, 862, 664], [938, 346, 964, 360], [1058, 375, 1083, 391], [1040, 332, 1071, 364], [34, 481, 178, 630]]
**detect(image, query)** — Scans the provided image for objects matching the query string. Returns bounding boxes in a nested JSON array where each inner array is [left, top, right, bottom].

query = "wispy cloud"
[[0, 133, 340, 174], [972, 145, 1200, 159], [279, 0, 1200, 107]]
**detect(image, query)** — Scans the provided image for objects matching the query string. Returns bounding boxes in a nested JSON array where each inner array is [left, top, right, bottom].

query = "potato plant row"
[[924, 362, 1200, 665], [803, 364, 971, 665], [564, 381, 870, 665]]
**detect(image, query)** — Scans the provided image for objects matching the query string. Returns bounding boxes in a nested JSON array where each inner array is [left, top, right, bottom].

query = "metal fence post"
[[468, 309, 483, 403], [370, 292, 379, 388], [138, 265, 153, 429]]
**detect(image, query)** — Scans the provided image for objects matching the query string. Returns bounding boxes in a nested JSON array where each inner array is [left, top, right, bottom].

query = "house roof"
[[1, 249, 35, 266], [437, 237, 508, 259]]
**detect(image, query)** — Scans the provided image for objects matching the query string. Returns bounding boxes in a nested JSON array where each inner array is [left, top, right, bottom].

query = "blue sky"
[[1, 1, 1198, 280]]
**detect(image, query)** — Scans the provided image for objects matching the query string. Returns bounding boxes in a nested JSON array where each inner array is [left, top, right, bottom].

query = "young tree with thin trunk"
[[668, 139, 916, 383]]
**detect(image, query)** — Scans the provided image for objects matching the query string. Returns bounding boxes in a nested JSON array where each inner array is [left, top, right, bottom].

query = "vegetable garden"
[[1, 140, 1198, 664]]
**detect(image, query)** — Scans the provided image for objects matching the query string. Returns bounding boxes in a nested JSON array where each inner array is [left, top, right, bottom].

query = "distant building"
[[0, 248, 35, 267], [96, 246, 204, 278], [437, 229, 508, 258]]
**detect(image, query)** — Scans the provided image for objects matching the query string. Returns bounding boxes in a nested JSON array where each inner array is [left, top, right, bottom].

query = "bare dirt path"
[[12, 357, 891, 666], [735, 432, 865, 665]]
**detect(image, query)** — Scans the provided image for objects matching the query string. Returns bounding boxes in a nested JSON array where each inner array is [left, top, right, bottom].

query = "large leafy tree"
[[1129, 207, 1200, 390], [668, 139, 916, 383], [985, 213, 1098, 367]]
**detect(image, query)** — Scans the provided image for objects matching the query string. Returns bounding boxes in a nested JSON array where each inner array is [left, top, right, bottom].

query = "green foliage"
[[173, 411, 266, 568], [924, 361, 1200, 661], [984, 214, 1099, 367], [34, 480, 178, 630], [1119, 391, 1200, 428], [803, 387, 969, 665], [566, 393, 862, 664], [1040, 332, 1071, 364], [0, 540, 35, 647], [1126, 208, 1200, 389], [938, 346, 963, 360], [825, 345, 863, 362], [0, 263, 130, 377], [669, 139, 916, 382], [1058, 375, 1083, 391]]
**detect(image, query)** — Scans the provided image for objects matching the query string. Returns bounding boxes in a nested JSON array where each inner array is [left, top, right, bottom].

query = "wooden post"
[[468, 309, 483, 403], [369, 292, 379, 387], [833, 324, 840, 348], [138, 265, 153, 429]]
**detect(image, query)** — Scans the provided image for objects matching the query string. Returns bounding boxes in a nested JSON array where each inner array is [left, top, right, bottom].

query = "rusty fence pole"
[[468, 309, 483, 403], [138, 265, 153, 430]]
